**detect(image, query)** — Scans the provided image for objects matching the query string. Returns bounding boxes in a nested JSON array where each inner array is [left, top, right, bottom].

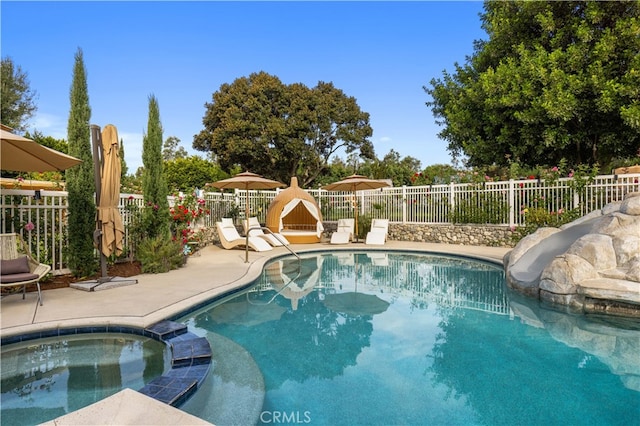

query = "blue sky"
[[1, 1, 486, 173]]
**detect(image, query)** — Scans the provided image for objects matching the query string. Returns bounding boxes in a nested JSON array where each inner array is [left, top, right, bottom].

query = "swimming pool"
[[1, 333, 169, 426], [2, 251, 638, 425], [177, 251, 640, 425]]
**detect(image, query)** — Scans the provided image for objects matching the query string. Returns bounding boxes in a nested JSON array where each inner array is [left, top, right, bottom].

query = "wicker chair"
[[1, 233, 51, 306]]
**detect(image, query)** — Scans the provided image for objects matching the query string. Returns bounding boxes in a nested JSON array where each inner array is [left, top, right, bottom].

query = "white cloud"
[[117, 131, 144, 172], [31, 112, 66, 139], [30, 115, 145, 173], [379, 136, 392, 144]]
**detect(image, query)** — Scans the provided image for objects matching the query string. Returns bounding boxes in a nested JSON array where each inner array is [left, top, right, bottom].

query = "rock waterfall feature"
[[505, 192, 640, 317]]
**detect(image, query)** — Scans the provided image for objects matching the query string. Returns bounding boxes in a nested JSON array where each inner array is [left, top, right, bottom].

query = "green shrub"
[[450, 192, 509, 224], [357, 214, 372, 240], [511, 207, 582, 244], [137, 235, 184, 274]]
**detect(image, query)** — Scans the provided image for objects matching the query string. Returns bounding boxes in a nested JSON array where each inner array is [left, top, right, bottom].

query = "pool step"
[[146, 320, 188, 340], [171, 337, 212, 367], [138, 376, 198, 407], [140, 321, 212, 407]]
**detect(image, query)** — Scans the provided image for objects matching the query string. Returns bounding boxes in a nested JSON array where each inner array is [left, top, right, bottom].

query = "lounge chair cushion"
[[245, 217, 289, 246], [216, 221, 273, 252], [365, 232, 386, 245], [1, 272, 39, 284], [331, 219, 354, 244], [221, 218, 235, 228], [365, 219, 389, 245], [1, 256, 30, 274], [330, 232, 351, 244]]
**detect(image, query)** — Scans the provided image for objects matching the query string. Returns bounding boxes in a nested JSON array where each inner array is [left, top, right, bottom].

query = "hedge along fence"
[[2, 173, 638, 274]]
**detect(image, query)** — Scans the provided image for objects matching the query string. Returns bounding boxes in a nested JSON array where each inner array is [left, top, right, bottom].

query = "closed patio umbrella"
[[97, 124, 124, 259], [322, 174, 390, 241], [70, 124, 137, 291], [210, 171, 285, 262], [1, 124, 82, 172]]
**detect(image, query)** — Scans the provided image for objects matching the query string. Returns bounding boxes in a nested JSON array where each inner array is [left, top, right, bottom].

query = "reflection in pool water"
[[179, 252, 640, 425], [0, 333, 168, 426]]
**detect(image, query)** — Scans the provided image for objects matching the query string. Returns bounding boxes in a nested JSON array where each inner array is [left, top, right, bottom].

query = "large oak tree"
[[426, 1, 640, 169], [194, 71, 374, 187]]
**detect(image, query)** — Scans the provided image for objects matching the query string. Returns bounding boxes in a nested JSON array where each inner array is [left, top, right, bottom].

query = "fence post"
[[402, 185, 407, 223], [449, 182, 455, 214], [508, 179, 515, 228]]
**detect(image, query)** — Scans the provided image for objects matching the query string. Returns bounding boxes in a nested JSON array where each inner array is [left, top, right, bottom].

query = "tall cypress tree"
[[141, 95, 170, 238], [65, 48, 97, 277], [119, 138, 128, 179]]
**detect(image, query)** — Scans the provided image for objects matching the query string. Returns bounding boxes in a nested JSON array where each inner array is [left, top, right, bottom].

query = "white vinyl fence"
[[2, 173, 638, 274]]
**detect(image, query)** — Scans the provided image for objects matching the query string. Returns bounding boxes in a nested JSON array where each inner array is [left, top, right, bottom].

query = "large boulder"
[[505, 192, 640, 317]]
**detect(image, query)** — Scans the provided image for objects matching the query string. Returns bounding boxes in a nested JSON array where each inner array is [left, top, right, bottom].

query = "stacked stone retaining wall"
[[322, 222, 514, 248]]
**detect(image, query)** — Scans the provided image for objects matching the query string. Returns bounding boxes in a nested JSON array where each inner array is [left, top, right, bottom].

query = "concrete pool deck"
[[1, 241, 510, 425]]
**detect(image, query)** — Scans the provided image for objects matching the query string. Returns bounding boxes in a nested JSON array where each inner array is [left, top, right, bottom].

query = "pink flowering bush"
[[169, 192, 209, 247]]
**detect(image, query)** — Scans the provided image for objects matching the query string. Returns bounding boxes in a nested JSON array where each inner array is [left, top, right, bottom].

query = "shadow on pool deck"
[[1, 241, 509, 426]]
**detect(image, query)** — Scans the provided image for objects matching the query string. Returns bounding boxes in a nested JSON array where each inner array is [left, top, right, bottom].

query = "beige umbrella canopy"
[[210, 171, 285, 262], [322, 174, 390, 240], [0, 124, 82, 172], [323, 292, 390, 317], [97, 124, 124, 258]]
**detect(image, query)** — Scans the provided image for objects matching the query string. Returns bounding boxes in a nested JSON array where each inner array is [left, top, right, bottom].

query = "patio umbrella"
[[322, 174, 390, 241], [210, 171, 285, 262], [323, 292, 389, 317], [97, 124, 124, 259], [323, 252, 389, 316], [1, 124, 82, 172]]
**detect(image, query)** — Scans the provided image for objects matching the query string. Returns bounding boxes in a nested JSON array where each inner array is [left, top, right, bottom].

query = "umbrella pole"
[[245, 190, 249, 263], [354, 187, 359, 242], [91, 125, 108, 279]]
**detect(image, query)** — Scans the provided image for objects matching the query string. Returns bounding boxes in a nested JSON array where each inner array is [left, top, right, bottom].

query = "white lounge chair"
[[330, 218, 355, 244], [367, 252, 389, 266], [335, 252, 355, 266], [244, 217, 290, 247], [216, 219, 272, 252], [365, 219, 389, 245]]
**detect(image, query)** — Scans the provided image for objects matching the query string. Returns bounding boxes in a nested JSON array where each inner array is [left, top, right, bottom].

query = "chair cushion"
[[1, 256, 30, 274], [221, 218, 234, 228], [331, 232, 351, 244], [1, 272, 39, 283]]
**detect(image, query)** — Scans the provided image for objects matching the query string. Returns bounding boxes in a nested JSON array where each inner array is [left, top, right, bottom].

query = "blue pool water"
[[1, 333, 168, 426], [178, 252, 640, 425], [2, 252, 639, 425]]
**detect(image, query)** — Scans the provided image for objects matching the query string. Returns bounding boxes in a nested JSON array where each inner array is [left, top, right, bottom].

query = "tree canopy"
[[162, 136, 188, 161], [164, 156, 228, 193], [1, 56, 37, 132], [194, 71, 375, 187], [425, 1, 640, 169]]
